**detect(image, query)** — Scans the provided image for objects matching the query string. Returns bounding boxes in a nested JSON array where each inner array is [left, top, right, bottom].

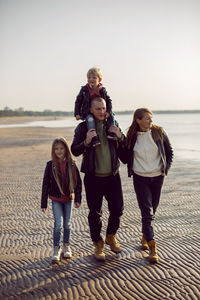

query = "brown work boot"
[[105, 234, 122, 253], [141, 234, 149, 250], [147, 240, 159, 263], [93, 240, 106, 261]]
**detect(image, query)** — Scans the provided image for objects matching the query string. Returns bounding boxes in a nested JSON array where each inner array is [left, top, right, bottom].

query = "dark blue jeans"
[[86, 113, 115, 131], [84, 173, 124, 242], [133, 173, 164, 242]]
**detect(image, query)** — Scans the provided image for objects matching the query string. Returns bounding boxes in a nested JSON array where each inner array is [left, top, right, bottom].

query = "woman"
[[126, 108, 173, 263]]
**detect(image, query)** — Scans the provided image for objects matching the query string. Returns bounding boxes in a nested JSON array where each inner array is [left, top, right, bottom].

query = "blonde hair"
[[87, 67, 103, 80], [51, 137, 77, 195], [127, 108, 163, 149]]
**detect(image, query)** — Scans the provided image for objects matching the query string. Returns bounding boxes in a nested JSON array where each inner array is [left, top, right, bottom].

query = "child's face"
[[87, 73, 101, 88], [54, 143, 66, 160]]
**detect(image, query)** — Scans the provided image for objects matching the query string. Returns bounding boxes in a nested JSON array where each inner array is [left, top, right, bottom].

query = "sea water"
[[0, 113, 200, 161]]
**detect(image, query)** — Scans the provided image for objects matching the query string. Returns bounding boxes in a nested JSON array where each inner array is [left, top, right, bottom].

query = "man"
[[71, 97, 126, 261]]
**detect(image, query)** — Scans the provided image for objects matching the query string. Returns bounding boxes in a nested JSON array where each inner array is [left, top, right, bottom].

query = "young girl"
[[41, 137, 82, 263]]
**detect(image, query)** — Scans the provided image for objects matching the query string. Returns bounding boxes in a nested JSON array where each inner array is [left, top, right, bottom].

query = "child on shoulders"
[[74, 67, 117, 147]]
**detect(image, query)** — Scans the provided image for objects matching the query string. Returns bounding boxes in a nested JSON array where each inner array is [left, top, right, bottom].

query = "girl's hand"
[[70, 193, 75, 200], [42, 208, 47, 213], [76, 115, 81, 120], [74, 202, 81, 208]]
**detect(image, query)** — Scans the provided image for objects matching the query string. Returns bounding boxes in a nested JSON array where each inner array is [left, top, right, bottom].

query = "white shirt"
[[133, 130, 162, 177]]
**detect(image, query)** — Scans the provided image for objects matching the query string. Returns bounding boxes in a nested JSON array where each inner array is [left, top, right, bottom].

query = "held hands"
[[109, 125, 122, 139], [76, 115, 81, 120]]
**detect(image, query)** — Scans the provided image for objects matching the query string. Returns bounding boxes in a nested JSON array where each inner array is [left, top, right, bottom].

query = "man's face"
[[90, 100, 106, 121]]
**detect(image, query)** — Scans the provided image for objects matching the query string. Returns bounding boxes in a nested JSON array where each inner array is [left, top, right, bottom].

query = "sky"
[[0, 0, 200, 112]]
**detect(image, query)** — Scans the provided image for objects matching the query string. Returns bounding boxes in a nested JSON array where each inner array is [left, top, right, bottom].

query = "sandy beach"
[[0, 120, 200, 300]]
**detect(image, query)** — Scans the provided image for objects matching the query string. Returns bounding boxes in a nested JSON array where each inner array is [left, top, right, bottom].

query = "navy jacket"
[[74, 85, 112, 119], [41, 161, 82, 208]]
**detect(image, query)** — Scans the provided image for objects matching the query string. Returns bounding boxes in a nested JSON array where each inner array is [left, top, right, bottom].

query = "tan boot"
[[93, 240, 106, 261], [105, 234, 122, 253], [141, 234, 149, 250], [147, 240, 159, 263]]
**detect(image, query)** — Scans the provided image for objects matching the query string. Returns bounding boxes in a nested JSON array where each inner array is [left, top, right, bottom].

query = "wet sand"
[[0, 123, 200, 300]]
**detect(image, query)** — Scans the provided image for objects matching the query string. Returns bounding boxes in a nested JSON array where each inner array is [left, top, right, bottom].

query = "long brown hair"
[[127, 108, 163, 149], [51, 137, 77, 195]]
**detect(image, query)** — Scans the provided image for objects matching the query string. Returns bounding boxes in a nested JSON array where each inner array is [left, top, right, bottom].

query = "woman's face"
[[136, 112, 152, 131], [54, 143, 66, 160]]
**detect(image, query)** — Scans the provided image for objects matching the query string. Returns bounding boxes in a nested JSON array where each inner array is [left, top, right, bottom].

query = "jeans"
[[133, 173, 164, 242], [86, 113, 115, 131], [52, 200, 73, 247], [84, 173, 124, 242]]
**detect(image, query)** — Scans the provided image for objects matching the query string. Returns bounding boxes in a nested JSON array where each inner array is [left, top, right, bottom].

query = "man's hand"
[[109, 125, 122, 139], [42, 208, 47, 213], [85, 129, 97, 145], [74, 202, 81, 208], [76, 115, 81, 120], [105, 112, 110, 119]]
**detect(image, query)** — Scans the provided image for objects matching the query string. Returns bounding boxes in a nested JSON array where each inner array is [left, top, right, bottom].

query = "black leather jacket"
[[74, 85, 112, 119], [71, 121, 126, 175], [126, 128, 173, 177], [41, 161, 82, 208]]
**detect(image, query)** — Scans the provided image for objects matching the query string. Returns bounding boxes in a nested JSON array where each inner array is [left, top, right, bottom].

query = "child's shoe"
[[107, 132, 118, 141], [92, 136, 101, 147], [51, 246, 62, 263], [63, 243, 72, 258]]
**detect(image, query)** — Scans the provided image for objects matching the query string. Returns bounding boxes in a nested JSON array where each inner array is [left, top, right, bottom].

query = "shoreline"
[[0, 115, 67, 125]]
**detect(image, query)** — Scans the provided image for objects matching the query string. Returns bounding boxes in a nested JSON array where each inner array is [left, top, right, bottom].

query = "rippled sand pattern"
[[0, 127, 200, 300]]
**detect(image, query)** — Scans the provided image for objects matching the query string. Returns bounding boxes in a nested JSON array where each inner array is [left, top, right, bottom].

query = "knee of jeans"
[[54, 220, 62, 230], [64, 221, 71, 229]]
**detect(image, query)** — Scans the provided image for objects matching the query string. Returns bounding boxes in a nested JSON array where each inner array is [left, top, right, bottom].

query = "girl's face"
[[54, 143, 66, 161], [87, 74, 101, 88], [136, 112, 152, 131]]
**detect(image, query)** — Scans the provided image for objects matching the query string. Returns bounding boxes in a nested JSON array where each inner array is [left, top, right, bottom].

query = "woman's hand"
[[76, 115, 81, 120], [74, 202, 81, 208]]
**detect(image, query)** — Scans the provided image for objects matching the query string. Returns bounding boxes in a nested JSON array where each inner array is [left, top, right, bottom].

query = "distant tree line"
[[0, 110, 74, 117], [0, 109, 200, 118]]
